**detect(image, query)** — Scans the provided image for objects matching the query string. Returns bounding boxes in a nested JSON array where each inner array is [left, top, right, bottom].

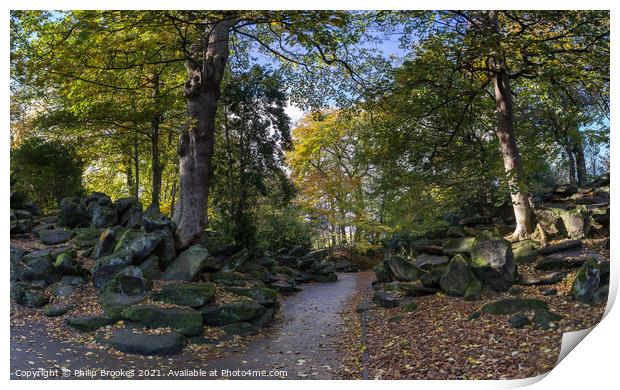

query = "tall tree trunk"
[[173, 18, 235, 249], [150, 73, 163, 210], [564, 142, 577, 187], [124, 153, 135, 198], [133, 125, 140, 201], [573, 140, 588, 187], [488, 11, 536, 240]]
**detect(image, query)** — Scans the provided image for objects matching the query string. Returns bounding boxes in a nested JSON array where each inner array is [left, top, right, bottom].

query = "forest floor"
[[10, 272, 366, 380], [335, 238, 609, 380]]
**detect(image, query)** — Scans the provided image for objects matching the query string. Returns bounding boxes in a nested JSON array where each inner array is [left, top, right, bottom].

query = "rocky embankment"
[[10, 192, 359, 357]]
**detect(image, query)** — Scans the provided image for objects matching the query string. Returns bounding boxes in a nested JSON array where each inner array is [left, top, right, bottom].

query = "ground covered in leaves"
[[335, 239, 608, 380]]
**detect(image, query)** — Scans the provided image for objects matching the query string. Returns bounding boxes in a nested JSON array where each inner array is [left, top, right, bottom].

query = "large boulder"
[[100, 292, 146, 320], [152, 228, 177, 269], [469, 233, 517, 291], [11, 282, 49, 308], [59, 196, 89, 228], [128, 232, 163, 263], [92, 250, 133, 288], [373, 291, 400, 308], [53, 253, 89, 276], [113, 229, 144, 253], [39, 229, 74, 245], [385, 256, 422, 281], [439, 254, 481, 297], [11, 219, 34, 235], [152, 283, 216, 308], [373, 262, 392, 283], [115, 198, 143, 229], [552, 207, 590, 239], [90, 203, 118, 229], [14, 250, 59, 284], [225, 287, 278, 307], [105, 329, 186, 356], [512, 240, 539, 264], [92, 228, 116, 259], [161, 245, 209, 281], [72, 227, 101, 248], [442, 237, 475, 256], [142, 209, 174, 233], [537, 240, 583, 256], [121, 305, 203, 336], [201, 300, 266, 326], [139, 255, 162, 280], [102, 266, 151, 295]]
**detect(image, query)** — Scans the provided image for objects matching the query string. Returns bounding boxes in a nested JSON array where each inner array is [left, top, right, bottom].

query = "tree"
[[11, 137, 84, 211]]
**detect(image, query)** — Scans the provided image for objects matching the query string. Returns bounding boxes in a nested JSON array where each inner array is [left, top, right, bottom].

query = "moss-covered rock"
[[442, 237, 475, 256], [39, 228, 74, 245], [152, 283, 216, 308], [105, 329, 186, 356], [201, 300, 266, 326], [225, 287, 278, 307], [572, 259, 605, 304], [53, 253, 89, 276], [439, 255, 480, 297], [512, 240, 539, 264], [385, 256, 422, 281], [100, 292, 146, 320], [469, 233, 517, 292], [66, 315, 115, 331], [121, 305, 203, 336], [11, 282, 50, 308], [92, 250, 133, 289], [102, 266, 151, 295], [161, 245, 209, 281], [481, 298, 548, 315]]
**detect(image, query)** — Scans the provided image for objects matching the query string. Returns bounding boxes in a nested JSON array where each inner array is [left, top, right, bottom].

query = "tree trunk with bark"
[[173, 18, 235, 249], [150, 73, 163, 210], [573, 139, 588, 187], [564, 141, 577, 187], [488, 11, 536, 240]]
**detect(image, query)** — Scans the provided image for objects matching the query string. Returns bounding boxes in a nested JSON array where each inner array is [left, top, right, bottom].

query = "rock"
[[552, 207, 590, 239], [442, 237, 475, 256], [459, 216, 493, 226], [113, 229, 143, 253], [225, 287, 278, 307], [331, 260, 360, 273], [92, 251, 133, 289], [142, 209, 174, 232], [277, 255, 299, 268], [121, 305, 203, 336], [508, 312, 531, 329], [10, 219, 34, 234], [398, 281, 438, 296], [572, 259, 603, 304], [201, 300, 266, 326], [268, 279, 300, 294], [541, 287, 558, 296], [414, 254, 449, 269], [222, 249, 250, 272], [519, 271, 569, 286], [537, 240, 583, 256], [66, 316, 115, 331], [139, 255, 161, 280], [11, 282, 49, 307], [535, 255, 588, 271], [469, 233, 517, 291], [302, 248, 328, 263], [210, 271, 250, 285], [128, 232, 162, 263], [39, 228, 74, 245], [223, 322, 259, 336], [14, 251, 58, 284], [385, 256, 422, 281], [439, 255, 480, 297], [251, 308, 276, 328], [100, 292, 146, 320], [72, 227, 101, 248], [59, 196, 89, 228], [373, 263, 392, 282], [512, 240, 539, 264], [532, 309, 562, 330], [103, 266, 151, 295], [91, 204, 118, 228], [446, 225, 467, 238], [106, 329, 186, 356], [481, 298, 548, 315], [44, 304, 75, 317], [420, 265, 447, 288], [288, 245, 308, 257], [373, 291, 400, 308], [161, 245, 209, 281], [115, 198, 143, 229], [152, 283, 216, 308], [92, 228, 116, 259], [53, 253, 89, 276], [152, 228, 177, 269]]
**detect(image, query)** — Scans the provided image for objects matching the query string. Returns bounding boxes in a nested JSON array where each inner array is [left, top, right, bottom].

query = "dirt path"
[[10, 272, 370, 380]]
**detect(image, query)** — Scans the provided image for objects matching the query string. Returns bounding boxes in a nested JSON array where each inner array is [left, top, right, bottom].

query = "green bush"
[[255, 205, 312, 251], [11, 137, 84, 211]]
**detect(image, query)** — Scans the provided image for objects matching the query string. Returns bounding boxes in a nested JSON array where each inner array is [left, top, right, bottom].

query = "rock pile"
[[10, 192, 359, 356]]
